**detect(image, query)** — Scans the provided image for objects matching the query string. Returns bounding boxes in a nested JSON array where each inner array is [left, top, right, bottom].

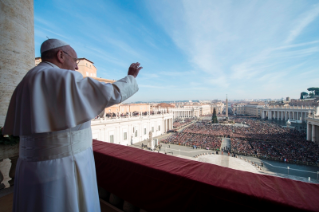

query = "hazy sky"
[[34, 0, 319, 102]]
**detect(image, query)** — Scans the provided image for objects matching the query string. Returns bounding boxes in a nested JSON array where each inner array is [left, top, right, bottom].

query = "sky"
[[34, 0, 319, 102]]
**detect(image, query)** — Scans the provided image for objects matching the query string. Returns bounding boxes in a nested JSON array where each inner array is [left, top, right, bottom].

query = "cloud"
[[34, 1, 319, 100], [285, 3, 319, 44]]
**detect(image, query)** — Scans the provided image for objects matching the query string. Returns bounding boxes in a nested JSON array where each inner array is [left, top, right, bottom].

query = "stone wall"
[[0, 0, 34, 126]]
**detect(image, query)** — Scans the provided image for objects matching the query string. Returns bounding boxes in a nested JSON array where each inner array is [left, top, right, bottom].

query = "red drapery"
[[93, 140, 319, 211]]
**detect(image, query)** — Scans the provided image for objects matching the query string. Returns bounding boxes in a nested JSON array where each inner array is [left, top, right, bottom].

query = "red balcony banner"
[[93, 140, 319, 211]]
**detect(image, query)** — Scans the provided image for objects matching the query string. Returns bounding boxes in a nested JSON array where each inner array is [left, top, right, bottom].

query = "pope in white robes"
[[2, 39, 142, 212]]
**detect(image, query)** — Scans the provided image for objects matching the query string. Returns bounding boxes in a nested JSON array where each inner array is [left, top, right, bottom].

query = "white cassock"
[[2, 61, 139, 212]]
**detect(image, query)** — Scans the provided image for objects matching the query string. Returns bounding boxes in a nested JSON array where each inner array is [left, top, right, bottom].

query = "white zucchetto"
[[40, 39, 69, 54]]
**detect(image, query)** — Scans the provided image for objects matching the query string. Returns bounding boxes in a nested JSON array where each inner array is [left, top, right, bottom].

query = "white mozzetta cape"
[[3, 62, 138, 136]]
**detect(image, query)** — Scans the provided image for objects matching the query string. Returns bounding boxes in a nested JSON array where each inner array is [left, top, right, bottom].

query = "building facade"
[[91, 112, 173, 145], [170, 108, 200, 119], [105, 104, 151, 114], [77, 58, 97, 77], [307, 115, 319, 144], [235, 104, 265, 117]]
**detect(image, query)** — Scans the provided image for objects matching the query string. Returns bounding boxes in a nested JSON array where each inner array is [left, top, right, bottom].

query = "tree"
[[307, 87, 319, 96], [300, 92, 308, 99], [212, 108, 218, 123]]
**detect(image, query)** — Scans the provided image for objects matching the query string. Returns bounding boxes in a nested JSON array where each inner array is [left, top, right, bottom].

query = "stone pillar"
[[171, 118, 173, 130], [312, 124, 316, 142], [307, 123, 311, 141], [0, 0, 34, 126]]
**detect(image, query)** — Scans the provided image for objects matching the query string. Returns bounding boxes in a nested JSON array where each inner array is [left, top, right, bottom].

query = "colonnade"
[[262, 106, 317, 122], [307, 117, 319, 144], [170, 108, 200, 120]]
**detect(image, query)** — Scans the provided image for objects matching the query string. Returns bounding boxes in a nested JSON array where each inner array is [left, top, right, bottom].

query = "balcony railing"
[[93, 140, 319, 211]]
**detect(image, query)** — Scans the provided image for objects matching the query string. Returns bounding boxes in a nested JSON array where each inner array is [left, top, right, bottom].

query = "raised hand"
[[128, 62, 142, 78]]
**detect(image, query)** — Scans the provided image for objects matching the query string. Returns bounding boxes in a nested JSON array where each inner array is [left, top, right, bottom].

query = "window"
[[158, 126, 160, 131], [135, 130, 138, 137], [86, 72, 88, 76], [152, 127, 154, 132], [144, 128, 146, 135], [124, 132, 127, 140], [110, 135, 114, 143]]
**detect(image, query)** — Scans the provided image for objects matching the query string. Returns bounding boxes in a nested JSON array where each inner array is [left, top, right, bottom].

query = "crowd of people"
[[163, 118, 319, 166], [161, 131, 222, 150], [173, 118, 193, 129]]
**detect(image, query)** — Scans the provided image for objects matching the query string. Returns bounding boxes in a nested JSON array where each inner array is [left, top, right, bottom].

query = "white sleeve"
[[113, 75, 139, 102]]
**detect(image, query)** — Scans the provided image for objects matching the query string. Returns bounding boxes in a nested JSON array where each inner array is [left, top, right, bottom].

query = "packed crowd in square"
[[173, 118, 193, 129], [162, 118, 319, 166]]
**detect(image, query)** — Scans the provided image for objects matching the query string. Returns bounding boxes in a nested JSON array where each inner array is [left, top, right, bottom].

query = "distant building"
[[290, 99, 319, 107], [35, 57, 115, 84], [77, 58, 97, 78], [235, 102, 266, 117]]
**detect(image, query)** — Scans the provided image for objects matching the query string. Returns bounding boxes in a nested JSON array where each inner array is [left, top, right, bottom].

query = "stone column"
[[312, 124, 316, 142], [0, 0, 34, 126], [170, 118, 173, 130], [307, 123, 311, 141]]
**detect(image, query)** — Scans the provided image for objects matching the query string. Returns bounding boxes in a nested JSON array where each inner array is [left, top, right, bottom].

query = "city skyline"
[[34, 0, 319, 102]]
